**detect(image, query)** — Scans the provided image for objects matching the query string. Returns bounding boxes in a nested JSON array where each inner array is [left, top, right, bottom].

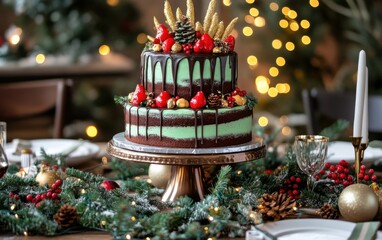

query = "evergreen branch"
[[319, 119, 349, 140], [114, 96, 129, 106]]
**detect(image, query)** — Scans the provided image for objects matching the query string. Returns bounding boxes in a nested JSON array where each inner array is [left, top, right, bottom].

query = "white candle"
[[353, 50, 366, 137], [361, 67, 368, 143]]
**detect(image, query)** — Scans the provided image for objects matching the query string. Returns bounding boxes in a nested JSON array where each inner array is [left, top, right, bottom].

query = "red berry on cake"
[[156, 24, 171, 42], [193, 39, 204, 53], [201, 33, 214, 53], [155, 91, 172, 108], [162, 38, 175, 53], [224, 35, 235, 51], [195, 31, 202, 39], [190, 91, 207, 109], [132, 84, 147, 106], [153, 38, 160, 44]]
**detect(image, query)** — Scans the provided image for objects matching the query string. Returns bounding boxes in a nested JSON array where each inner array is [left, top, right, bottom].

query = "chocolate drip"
[[160, 109, 163, 140], [142, 51, 237, 99], [128, 107, 132, 138], [215, 109, 218, 143], [200, 110, 204, 145], [145, 108, 149, 140], [194, 110, 198, 148], [136, 107, 140, 136]]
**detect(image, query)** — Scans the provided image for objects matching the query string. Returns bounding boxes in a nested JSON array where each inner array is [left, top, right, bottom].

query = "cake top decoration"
[[145, 0, 238, 54]]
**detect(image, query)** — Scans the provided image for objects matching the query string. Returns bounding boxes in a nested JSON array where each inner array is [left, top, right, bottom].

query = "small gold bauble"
[[167, 98, 176, 109], [35, 166, 61, 187], [152, 44, 162, 52], [176, 98, 189, 108], [171, 43, 182, 53], [232, 95, 246, 106], [213, 47, 222, 53], [338, 183, 378, 222], [148, 164, 171, 189], [127, 92, 134, 103]]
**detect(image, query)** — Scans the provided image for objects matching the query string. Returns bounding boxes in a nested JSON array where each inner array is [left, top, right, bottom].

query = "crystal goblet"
[[294, 135, 329, 191], [0, 122, 8, 178]]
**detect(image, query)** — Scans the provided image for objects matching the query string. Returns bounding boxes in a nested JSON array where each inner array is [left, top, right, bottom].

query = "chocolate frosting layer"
[[141, 51, 238, 99]]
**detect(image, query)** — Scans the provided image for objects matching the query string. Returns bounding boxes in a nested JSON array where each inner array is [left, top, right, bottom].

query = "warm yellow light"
[[106, 0, 119, 6], [276, 83, 287, 93], [81, 189, 86, 194], [290, 21, 299, 31], [10, 204, 16, 210], [137, 33, 147, 44], [35, 54, 45, 64], [249, 7, 259, 17], [131, 216, 136, 221], [288, 10, 298, 19], [269, 2, 279, 11], [258, 116, 269, 127], [268, 87, 278, 97], [254, 17, 266, 27], [208, 215, 214, 221], [301, 35, 311, 45], [101, 220, 107, 225], [99, 44, 110, 56], [246, 0, 255, 4], [86, 125, 98, 138], [126, 234, 131, 240], [276, 57, 286, 66], [282, 126, 292, 136], [285, 42, 295, 51], [284, 83, 291, 93], [247, 55, 258, 66], [272, 39, 282, 49], [243, 26, 253, 36], [269, 67, 279, 77], [279, 19, 289, 29], [102, 156, 108, 164], [245, 15, 255, 23], [300, 19, 310, 29], [9, 35, 20, 45], [281, 7, 290, 16], [279, 115, 289, 124], [223, 0, 232, 6], [310, 0, 319, 8], [255, 76, 269, 94]]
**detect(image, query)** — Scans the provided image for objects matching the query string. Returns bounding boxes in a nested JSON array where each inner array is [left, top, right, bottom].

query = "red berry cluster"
[[316, 160, 377, 186], [279, 176, 302, 199], [9, 192, 20, 200], [181, 43, 193, 54], [232, 87, 247, 97], [26, 179, 63, 207]]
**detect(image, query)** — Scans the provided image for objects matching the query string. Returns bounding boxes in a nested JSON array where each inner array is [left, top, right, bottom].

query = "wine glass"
[[0, 122, 8, 178], [294, 135, 329, 191]]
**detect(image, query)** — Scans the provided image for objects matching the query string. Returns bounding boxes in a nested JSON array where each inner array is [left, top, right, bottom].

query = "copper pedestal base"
[[107, 133, 266, 202]]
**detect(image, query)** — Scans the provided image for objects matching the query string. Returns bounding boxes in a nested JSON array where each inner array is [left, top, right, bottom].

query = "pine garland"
[[0, 120, 376, 239]]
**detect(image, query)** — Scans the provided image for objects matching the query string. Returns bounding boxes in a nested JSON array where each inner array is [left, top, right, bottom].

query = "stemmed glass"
[[294, 135, 329, 191], [0, 122, 8, 178]]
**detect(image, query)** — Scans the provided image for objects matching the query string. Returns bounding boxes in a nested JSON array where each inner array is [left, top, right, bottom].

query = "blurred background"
[[0, 0, 381, 142]]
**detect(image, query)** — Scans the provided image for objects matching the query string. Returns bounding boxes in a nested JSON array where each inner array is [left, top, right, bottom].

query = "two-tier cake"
[[116, 0, 256, 148]]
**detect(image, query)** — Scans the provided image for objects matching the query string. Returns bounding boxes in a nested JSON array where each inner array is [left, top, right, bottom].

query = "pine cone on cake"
[[174, 16, 196, 44], [214, 39, 231, 53], [207, 92, 222, 108], [54, 204, 79, 228], [318, 203, 339, 219], [256, 192, 296, 221]]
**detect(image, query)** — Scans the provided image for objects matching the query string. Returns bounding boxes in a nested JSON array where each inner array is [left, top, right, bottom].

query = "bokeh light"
[[310, 0, 319, 8], [301, 35, 311, 45], [272, 39, 282, 49], [249, 7, 259, 17], [243, 26, 253, 36], [269, 2, 279, 11], [106, 0, 119, 7], [285, 42, 295, 51], [247, 55, 258, 66], [255, 76, 269, 94], [279, 19, 289, 28], [300, 19, 310, 29], [269, 67, 279, 77], [258, 116, 269, 127], [290, 21, 299, 31], [35, 54, 45, 64], [223, 0, 232, 6], [86, 125, 98, 138], [246, 0, 255, 4], [276, 57, 286, 66], [99, 44, 110, 56], [254, 17, 266, 27], [137, 33, 147, 44], [287, 10, 297, 19], [268, 87, 278, 97]]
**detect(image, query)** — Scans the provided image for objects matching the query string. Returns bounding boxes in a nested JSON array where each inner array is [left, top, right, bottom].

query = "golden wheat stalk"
[[153, 16, 160, 29], [221, 17, 238, 40], [208, 12, 219, 37], [214, 21, 224, 39], [164, 0, 176, 31], [195, 21, 203, 33], [203, 0, 216, 33], [176, 7, 183, 22], [186, 0, 195, 28]]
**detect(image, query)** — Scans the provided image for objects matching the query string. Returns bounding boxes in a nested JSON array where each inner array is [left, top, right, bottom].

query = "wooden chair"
[[302, 88, 382, 136], [0, 79, 72, 140]]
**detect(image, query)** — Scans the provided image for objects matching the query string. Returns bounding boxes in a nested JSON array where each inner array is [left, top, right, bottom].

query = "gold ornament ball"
[[148, 164, 171, 189], [35, 167, 61, 187], [338, 183, 378, 222], [374, 189, 382, 220]]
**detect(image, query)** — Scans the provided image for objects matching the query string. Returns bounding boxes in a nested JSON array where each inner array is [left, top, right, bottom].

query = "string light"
[[10, 204, 16, 210], [309, 0, 319, 8], [301, 35, 311, 45], [258, 116, 269, 127], [81, 189, 86, 194], [269, 2, 279, 11], [269, 67, 279, 77], [242, 26, 253, 36], [222, 0, 232, 6], [131, 216, 136, 221], [98, 44, 110, 56], [136, 33, 147, 44], [101, 220, 107, 226], [247, 55, 258, 66], [126, 234, 131, 240], [268, 87, 278, 97], [35, 53, 45, 64], [86, 125, 98, 138], [285, 42, 295, 51], [276, 57, 286, 66], [279, 19, 289, 29], [272, 39, 282, 49], [249, 7, 259, 17], [254, 17, 266, 27], [237, 170, 243, 175], [300, 19, 310, 29], [289, 21, 299, 31], [255, 76, 269, 94], [208, 215, 214, 221]]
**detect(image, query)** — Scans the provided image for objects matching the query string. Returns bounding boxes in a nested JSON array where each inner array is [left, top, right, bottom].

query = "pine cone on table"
[[256, 192, 296, 221], [54, 204, 79, 228], [319, 203, 339, 219]]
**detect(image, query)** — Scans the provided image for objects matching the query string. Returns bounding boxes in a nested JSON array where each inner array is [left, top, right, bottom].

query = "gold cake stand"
[[107, 133, 266, 202]]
